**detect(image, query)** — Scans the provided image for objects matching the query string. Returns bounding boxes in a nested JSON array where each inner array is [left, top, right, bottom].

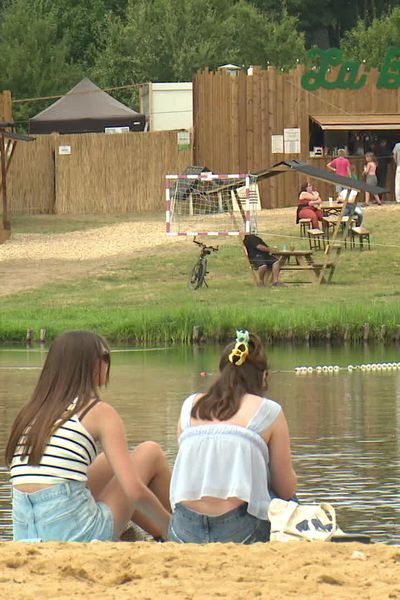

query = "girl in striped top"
[[5, 330, 171, 542]]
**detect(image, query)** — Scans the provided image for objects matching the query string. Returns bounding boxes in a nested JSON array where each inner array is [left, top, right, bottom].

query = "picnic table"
[[273, 249, 335, 284], [319, 201, 343, 216]]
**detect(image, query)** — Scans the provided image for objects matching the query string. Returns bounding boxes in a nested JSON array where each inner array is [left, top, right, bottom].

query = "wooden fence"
[[193, 66, 398, 207], [6, 130, 193, 214]]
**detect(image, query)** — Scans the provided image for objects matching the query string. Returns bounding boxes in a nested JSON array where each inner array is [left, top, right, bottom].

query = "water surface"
[[1, 343, 399, 544]]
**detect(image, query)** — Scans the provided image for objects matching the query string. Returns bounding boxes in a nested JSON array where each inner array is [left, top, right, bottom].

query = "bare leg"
[[271, 260, 280, 285], [365, 192, 370, 205], [87, 441, 171, 539], [257, 265, 268, 286], [374, 194, 381, 205]]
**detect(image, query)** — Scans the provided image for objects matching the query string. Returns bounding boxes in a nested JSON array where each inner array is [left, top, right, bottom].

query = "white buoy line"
[[295, 362, 400, 374]]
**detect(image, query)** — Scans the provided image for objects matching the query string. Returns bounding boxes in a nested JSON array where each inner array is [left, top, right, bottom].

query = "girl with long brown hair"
[[168, 330, 297, 544], [6, 330, 171, 542]]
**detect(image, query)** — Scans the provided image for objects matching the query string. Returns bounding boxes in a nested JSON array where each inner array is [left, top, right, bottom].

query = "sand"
[[0, 540, 399, 599]]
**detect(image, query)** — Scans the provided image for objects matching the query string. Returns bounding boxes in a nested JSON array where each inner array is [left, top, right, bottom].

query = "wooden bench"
[[299, 218, 311, 237], [351, 226, 371, 250], [281, 261, 336, 279], [307, 228, 325, 250]]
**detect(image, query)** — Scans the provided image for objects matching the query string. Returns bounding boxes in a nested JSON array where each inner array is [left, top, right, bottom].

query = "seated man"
[[338, 189, 363, 226], [242, 232, 282, 287]]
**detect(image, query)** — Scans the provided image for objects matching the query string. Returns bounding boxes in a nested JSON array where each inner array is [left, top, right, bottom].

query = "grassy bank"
[[1, 207, 400, 344]]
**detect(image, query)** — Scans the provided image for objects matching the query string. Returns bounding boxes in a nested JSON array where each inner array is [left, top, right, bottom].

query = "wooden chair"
[[351, 226, 371, 250]]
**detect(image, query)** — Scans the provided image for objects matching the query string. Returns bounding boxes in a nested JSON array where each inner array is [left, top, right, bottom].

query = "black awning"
[[253, 160, 387, 196]]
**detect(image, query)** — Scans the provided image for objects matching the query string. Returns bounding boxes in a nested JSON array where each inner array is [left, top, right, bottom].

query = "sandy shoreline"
[[1, 540, 399, 599]]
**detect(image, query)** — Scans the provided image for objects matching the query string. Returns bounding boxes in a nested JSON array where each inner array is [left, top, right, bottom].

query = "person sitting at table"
[[241, 231, 282, 287], [338, 188, 363, 227], [296, 181, 323, 229]]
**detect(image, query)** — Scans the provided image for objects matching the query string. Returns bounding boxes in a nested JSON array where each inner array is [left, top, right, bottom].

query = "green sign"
[[301, 46, 400, 91]]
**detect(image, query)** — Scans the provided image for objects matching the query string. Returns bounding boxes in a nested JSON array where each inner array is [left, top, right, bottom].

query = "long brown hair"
[[5, 330, 110, 466], [191, 332, 268, 421]]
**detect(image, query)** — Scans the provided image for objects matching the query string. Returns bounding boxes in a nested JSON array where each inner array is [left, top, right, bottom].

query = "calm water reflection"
[[0, 344, 399, 544]]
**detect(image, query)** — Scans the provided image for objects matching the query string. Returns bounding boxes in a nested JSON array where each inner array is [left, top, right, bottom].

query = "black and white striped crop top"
[[10, 414, 98, 485]]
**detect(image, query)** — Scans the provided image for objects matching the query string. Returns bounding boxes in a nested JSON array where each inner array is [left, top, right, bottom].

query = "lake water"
[[0, 343, 399, 544]]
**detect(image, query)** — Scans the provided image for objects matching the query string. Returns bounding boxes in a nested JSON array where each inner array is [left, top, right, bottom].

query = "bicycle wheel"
[[188, 259, 206, 289]]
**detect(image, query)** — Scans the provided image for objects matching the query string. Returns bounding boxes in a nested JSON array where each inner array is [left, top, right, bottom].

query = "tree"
[[93, 0, 305, 97], [251, 0, 397, 47], [0, 0, 82, 125], [341, 7, 400, 67]]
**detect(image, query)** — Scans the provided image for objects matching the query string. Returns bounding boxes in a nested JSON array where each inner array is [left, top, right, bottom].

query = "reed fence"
[[5, 130, 193, 215]]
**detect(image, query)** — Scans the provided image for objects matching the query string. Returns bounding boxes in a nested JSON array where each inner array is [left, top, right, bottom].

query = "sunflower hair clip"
[[228, 329, 250, 366]]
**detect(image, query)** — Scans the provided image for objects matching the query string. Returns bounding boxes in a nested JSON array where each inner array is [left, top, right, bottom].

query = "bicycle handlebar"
[[193, 238, 219, 252]]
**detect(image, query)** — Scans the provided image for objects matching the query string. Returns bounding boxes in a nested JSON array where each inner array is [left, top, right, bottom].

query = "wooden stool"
[[307, 228, 325, 250], [299, 218, 312, 237], [351, 226, 370, 250]]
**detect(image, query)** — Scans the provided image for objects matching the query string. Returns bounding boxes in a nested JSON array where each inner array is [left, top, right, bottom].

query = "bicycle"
[[188, 238, 219, 289]]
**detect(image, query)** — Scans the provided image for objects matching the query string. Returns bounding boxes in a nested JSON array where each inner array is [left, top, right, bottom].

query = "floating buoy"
[[292, 361, 397, 374]]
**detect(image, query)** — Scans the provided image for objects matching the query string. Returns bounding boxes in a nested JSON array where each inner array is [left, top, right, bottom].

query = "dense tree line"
[[0, 0, 399, 124]]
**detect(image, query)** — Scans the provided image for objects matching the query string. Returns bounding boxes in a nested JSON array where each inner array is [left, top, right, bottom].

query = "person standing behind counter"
[[326, 149, 351, 194], [167, 330, 297, 544]]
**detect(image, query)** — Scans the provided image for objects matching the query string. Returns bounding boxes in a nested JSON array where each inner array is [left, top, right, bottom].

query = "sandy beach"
[[1, 540, 399, 599]]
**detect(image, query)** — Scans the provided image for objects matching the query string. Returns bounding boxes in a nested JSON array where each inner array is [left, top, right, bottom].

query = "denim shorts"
[[12, 481, 114, 542], [167, 503, 270, 544]]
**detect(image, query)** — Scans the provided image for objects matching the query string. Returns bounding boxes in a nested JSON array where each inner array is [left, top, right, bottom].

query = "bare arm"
[[326, 161, 335, 172], [256, 242, 274, 253], [262, 411, 297, 499], [299, 191, 321, 207], [94, 403, 171, 537]]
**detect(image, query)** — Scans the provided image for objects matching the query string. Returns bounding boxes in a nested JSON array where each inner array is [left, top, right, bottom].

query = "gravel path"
[[0, 220, 186, 296], [0, 221, 184, 262]]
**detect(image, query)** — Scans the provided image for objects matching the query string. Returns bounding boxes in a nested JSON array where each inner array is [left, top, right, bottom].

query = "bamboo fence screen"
[[193, 66, 399, 206], [6, 130, 193, 214]]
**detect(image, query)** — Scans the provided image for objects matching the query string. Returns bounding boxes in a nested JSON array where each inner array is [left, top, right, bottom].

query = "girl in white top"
[[168, 330, 297, 544], [6, 330, 171, 542]]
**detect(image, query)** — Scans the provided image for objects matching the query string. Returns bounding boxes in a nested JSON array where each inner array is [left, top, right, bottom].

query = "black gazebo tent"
[[29, 78, 145, 134]]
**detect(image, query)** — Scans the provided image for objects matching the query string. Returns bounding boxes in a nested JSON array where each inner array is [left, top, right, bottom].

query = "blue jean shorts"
[[12, 481, 114, 542], [167, 503, 270, 544]]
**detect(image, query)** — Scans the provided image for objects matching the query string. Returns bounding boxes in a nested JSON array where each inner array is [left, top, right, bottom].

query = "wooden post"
[[0, 133, 8, 230]]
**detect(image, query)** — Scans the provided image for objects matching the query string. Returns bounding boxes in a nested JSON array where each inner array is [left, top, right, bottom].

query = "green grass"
[[1, 207, 400, 344]]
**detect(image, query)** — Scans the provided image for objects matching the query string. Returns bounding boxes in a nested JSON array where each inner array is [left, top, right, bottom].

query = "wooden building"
[[193, 65, 400, 207]]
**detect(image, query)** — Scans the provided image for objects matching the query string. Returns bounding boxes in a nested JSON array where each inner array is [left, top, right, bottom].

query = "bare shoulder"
[[80, 401, 122, 435], [241, 393, 264, 411]]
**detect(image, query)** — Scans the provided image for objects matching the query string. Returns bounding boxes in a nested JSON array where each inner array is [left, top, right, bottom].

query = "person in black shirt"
[[242, 233, 282, 287], [374, 139, 390, 192]]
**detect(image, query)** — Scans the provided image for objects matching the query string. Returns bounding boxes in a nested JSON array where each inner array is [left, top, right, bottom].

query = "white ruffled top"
[[170, 393, 281, 520]]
